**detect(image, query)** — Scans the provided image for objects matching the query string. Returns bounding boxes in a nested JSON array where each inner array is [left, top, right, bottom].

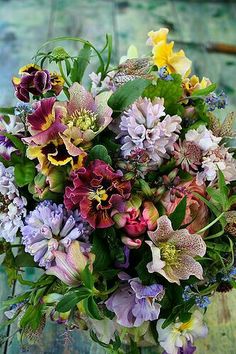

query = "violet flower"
[[105, 273, 164, 327], [21, 200, 92, 268]]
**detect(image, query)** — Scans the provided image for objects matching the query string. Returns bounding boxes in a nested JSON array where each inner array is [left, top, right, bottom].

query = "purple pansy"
[[163, 341, 196, 354], [105, 272, 164, 327]]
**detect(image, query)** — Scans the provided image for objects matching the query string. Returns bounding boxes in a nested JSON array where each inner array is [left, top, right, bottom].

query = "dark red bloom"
[[64, 160, 131, 228]]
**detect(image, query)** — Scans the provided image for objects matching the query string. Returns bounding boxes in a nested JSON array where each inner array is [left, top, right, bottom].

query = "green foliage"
[[81, 264, 94, 289], [169, 196, 187, 230], [55, 287, 92, 313], [143, 74, 183, 115], [83, 296, 103, 320], [70, 43, 91, 83], [20, 303, 44, 330], [191, 83, 217, 97], [88, 145, 112, 164], [92, 231, 112, 271], [14, 159, 36, 187], [108, 78, 151, 115]]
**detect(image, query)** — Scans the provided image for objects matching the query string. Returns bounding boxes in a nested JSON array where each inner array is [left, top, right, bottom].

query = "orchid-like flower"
[[147, 28, 192, 77], [146, 215, 206, 284], [46, 240, 95, 286], [157, 310, 208, 354]]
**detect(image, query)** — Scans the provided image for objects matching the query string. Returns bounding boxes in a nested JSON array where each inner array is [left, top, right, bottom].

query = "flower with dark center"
[[64, 159, 131, 228], [12, 64, 64, 102]]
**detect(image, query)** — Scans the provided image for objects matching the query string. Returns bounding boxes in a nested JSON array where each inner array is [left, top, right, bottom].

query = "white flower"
[[89, 71, 115, 97], [0, 162, 27, 242], [186, 125, 221, 152], [0, 115, 24, 135], [156, 310, 208, 354], [196, 145, 236, 185]]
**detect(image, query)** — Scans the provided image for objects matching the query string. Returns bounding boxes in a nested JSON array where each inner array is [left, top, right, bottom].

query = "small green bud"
[[51, 47, 70, 61]]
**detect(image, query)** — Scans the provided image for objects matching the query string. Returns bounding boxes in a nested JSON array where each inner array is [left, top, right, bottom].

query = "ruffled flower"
[[21, 200, 92, 268], [147, 28, 191, 77], [117, 97, 182, 166], [12, 64, 64, 102], [105, 273, 164, 327], [157, 310, 208, 354], [161, 178, 209, 234], [182, 75, 211, 96], [64, 159, 131, 228], [0, 162, 27, 242], [185, 125, 221, 152], [197, 145, 236, 185], [112, 195, 159, 249], [146, 215, 206, 284]]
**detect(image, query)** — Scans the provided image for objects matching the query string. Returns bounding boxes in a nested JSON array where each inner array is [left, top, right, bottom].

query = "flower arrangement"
[[0, 28, 236, 354]]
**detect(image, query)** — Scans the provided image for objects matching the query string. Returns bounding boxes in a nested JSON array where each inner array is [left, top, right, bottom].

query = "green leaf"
[[88, 145, 112, 164], [83, 296, 103, 320], [15, 250, 37, 267], [169, 196, 187, 230], [191, 83, 217, 97], [14, 159, 36, 187], [65, 58, 71, 75], [108, 78, 151, 115], [179, 312, 192, 323], [104, 227, 125, 263], [80, 263, 94, 289], [0, 107, 15, 115], [1, 292, 30, 309], [70, 43, 91, 83], [55, 288, 91, 313], [20, 304, 44, 330], [92, 231, 112, 271], [143, 74, 183, 115]]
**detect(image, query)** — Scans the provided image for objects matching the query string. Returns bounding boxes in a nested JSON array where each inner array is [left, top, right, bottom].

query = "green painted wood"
[[0, 0, 236, 353]]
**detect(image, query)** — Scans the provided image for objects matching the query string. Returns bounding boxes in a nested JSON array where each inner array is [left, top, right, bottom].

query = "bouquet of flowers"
[[1, 28, 236, 354]]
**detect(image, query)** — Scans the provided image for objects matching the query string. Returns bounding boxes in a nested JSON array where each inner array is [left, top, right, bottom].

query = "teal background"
[[0, 0, 236, 353]]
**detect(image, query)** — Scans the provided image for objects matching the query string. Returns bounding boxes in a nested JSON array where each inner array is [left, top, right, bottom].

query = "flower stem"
[[197, 212, 225, 234], [58, 61, 71, 87]]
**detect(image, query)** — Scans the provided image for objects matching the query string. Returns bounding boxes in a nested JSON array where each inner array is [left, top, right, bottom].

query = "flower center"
[[88, 187, 109, 204], [65, 109, 98, 131], [159, 242, 180, 266], [0, 194, 11, 213], [178, 319, 193, 332]]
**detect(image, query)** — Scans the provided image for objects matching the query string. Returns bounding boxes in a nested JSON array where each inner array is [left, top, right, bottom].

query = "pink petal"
[[173, 254, 204, 281], [66, 241, 88, 273], [68, 83, 96, 115], [169, 230, 206, 257], [147, 215, 173, 245], [122, 236, 142, 249], [142, 201, 159, 230]]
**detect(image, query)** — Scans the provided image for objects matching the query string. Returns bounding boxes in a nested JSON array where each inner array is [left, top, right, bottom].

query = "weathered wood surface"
[[0, 1, 236, 353]]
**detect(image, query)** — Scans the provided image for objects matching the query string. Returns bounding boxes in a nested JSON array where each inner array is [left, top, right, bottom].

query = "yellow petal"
[[148, 28, 169, 46]]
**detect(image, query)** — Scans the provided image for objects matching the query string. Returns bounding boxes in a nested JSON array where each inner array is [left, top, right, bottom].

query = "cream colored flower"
[[157, 310, 208, 354], [146, 216, 206, 285]]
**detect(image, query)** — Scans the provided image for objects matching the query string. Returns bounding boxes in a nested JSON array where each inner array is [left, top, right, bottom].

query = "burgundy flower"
[[64, 159, 131, 228], [12, 64, 64, 102]]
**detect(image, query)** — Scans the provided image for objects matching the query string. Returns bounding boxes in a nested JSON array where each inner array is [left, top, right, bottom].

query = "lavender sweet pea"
[[105, 273, 164, 327]]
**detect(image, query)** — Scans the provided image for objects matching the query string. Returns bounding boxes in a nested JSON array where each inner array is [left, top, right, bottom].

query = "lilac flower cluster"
[[21, 200, 92, 268]]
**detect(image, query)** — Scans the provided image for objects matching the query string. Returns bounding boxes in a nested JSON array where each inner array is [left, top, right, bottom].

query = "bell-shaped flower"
[[46, 240, 95, 286]]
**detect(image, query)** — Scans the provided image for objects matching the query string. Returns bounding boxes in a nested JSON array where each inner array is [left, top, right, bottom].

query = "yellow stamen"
[[88, 187, 108, 204], [64, 109, 98, 131]]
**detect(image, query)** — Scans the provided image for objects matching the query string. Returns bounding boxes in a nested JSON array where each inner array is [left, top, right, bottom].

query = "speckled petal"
[[169, 230, 206, 257], [147, 215, 173, 244], [67, 82, 96, 115], [172, 254, 204, 281]]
